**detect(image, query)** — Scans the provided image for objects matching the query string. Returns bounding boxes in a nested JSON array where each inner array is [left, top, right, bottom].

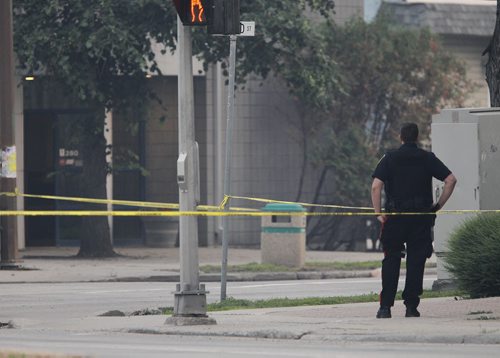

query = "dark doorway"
[[24, 110, 145, 247], [24, 110, 91, 247], [24, 111, 56, 246]]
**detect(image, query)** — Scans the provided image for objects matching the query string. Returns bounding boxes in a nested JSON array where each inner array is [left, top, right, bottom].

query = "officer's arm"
[[371, 178, 387, 222], [436, 173, 457, 210]]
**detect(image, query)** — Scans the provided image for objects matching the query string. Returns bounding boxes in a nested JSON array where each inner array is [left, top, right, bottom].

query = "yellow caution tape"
[[0, 191, 498, 217], [225, 194, 374, 210], [220, 195, 500, 215], [218, 195, 231, 210], [0, 190, 257, 212], [0, 210, 498, 217], [1, 189, 180, 209], [2, 190, 373, 212]]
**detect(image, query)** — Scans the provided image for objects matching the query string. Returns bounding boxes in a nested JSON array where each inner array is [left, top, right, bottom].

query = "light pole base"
[[0, 262, 22, 270], [165, 315, 216, 326], [166, 282, 216, 325], [169, 283, 215, 323]]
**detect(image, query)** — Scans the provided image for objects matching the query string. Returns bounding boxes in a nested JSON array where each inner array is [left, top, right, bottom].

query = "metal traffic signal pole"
[[0, 0, 18, 267], [220, 34, 237, 301], [165, 17, 215, 326], [170, 0, 247, 304]]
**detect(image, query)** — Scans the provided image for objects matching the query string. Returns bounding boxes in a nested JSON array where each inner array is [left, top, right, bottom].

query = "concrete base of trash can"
[[261, 233, 305, 268]]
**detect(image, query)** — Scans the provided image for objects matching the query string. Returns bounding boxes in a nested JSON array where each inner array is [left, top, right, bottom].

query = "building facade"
[[383, 0, 496, 107]]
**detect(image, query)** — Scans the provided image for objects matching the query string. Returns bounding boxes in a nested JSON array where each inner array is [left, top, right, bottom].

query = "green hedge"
[[445, 214, 500, 298]]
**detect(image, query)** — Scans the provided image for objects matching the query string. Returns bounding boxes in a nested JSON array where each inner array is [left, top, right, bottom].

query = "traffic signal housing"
[[172, 0, 240, 35], [207, 0, 240, 35]]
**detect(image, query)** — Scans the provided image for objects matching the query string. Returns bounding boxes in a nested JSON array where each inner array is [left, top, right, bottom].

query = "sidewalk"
[[53, 296, 500, 345], [2, 246, 396, 283]]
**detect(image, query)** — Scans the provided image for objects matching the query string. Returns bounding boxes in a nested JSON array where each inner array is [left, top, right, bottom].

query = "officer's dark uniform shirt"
[[372, 143, 451, 212]]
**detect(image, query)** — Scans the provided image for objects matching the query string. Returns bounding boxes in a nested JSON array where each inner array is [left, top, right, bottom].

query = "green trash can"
[[261, 203, 306, 268]]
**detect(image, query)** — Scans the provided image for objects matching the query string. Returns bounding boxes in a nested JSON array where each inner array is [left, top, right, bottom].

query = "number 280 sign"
[[173, 0, 207, 26]]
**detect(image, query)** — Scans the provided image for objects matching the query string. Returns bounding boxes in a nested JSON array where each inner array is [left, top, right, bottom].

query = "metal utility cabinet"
[[431, 108, 500, 289]]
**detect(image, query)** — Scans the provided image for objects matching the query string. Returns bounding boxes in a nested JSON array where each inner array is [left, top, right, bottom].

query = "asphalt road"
[[0, 276, 437, 319], [0, 331, 498, 358]]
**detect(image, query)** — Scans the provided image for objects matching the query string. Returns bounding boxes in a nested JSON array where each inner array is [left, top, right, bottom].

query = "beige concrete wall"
[[204, 64, 219, 247], [206, 72, 325, 247], [144, 78, 179, 205], [143, 76, 210, 246], [204, 1, 367, 248], [441, 35, 490, 107]]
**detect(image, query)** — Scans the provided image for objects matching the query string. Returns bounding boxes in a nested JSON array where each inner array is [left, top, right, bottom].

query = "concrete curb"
[[126, 328, 310, 340], [105, 270, 375, 283], [104, 268, 436, 283], [347, 334, 500, 345], [0, 268, 437, 284], [121, 328, 500, 345], [0, 271, 371, 284]]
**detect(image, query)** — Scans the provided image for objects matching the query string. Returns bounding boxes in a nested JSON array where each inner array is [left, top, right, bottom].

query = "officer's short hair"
[[400, 123, 419, 143]]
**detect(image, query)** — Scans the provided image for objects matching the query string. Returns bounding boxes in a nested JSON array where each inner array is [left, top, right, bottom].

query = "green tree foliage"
[[310, 15, 470, 205], [194, 0, 336, 87], [13, 0, 178, 257], [14, 0, 176, 105], [445, 214, 500, 298], [302, 15, 470, 249], [312, 126, 375, 207], [323, 15, 470, 154]]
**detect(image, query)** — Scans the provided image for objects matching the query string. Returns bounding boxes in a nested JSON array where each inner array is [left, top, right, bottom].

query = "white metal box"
[[431, 108, 500, 286]]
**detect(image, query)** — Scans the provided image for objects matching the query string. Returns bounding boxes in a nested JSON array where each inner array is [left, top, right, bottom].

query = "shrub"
[[444, 214, 500, 298]]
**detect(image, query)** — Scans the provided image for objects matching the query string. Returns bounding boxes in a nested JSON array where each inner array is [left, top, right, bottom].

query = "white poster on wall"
[[1, 146, 17, 178]]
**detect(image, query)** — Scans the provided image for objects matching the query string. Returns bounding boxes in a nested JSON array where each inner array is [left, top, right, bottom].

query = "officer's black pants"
[[379, 215, 433, 308]]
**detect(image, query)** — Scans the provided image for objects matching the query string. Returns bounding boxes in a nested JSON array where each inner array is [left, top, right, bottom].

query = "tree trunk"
[[77, 113, 115, 257], [484, 0, 500, 106], [295, 114, 309, 203]]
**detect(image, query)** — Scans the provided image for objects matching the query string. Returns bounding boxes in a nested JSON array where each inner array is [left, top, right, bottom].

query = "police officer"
[[371, 123, 456, 318]]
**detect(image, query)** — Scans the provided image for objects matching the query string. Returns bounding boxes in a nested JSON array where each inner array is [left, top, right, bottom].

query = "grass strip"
[[200, 261, 437, 273], [0, 353, 80, 358], [162, 290, 463, 315]]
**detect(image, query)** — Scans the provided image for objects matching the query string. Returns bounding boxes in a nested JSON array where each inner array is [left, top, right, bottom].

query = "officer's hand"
[[377, 215, 388, 223], [430, 203, 441, 213]]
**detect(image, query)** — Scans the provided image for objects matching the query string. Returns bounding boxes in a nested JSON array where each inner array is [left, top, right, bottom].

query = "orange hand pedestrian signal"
[[190, 0, 205, 24]]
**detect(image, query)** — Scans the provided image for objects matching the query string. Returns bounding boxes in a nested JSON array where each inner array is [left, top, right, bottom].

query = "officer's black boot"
[[405, 306, 421, 317], [376, 306, 391, 318]]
